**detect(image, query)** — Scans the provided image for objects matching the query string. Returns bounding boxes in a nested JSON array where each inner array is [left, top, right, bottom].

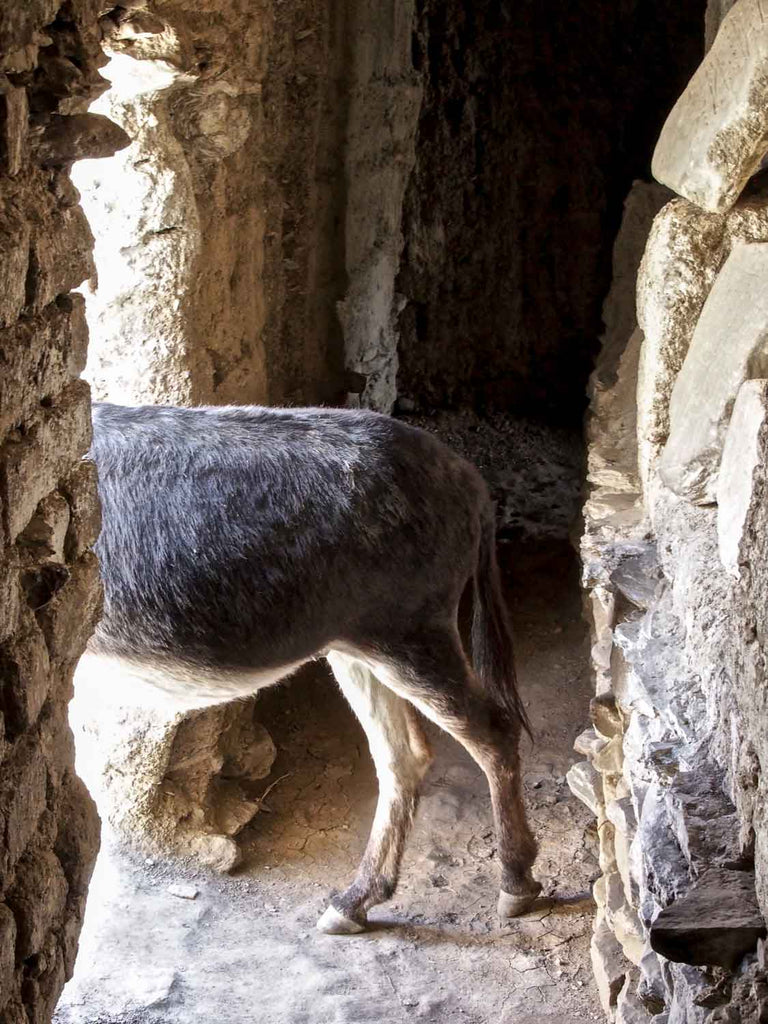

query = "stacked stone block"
[[575, 3, 768, 1021], [0, 3, 128, 1020]]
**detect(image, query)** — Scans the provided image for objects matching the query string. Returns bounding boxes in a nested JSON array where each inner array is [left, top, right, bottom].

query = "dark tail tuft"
[[471, 505, 533, 740]]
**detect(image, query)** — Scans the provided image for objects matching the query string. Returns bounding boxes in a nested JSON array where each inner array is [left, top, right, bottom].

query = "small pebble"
[[168, 884, 199, 900]]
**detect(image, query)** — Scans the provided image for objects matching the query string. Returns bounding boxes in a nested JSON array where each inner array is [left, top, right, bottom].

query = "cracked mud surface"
[[56, 540, 601, 1024]]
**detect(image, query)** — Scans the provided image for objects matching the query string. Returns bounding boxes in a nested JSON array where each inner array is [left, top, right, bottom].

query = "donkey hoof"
[[316, 905, 367, 935], [497, 884, 542, 919]]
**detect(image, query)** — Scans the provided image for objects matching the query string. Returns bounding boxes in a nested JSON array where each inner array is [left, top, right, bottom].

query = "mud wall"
[[394, 0, 707, 422], [76, 0, 368, 409], [574, 1, 768, 1020], [0, 3, 129, 1020]]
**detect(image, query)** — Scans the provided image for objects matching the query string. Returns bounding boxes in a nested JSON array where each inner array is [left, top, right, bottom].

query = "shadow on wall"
[[395, 0, 708, 424]]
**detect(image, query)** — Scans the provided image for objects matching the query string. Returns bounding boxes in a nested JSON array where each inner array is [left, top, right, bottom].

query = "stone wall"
[[0, 3, 129, 1020], [574, 3, 768, 1020], [71, 0, 361, 409]]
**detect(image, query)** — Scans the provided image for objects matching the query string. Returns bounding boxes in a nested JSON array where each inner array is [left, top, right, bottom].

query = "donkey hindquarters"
[[88, 403, 541, 935]]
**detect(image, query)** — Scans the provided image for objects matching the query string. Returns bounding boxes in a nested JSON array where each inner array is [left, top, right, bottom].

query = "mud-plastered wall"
[[0, 3, 129, 1020], [74, 0, 384, 410]]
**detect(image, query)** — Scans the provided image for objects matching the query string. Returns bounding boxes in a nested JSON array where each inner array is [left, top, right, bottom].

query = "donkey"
[[86, 402, 541, 933]]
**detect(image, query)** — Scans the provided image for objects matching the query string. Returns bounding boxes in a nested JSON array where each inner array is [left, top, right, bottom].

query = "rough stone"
[[0, 902, 16, 1008], [27, 204, 95, 313], [0, 738, 48, 878], [35, 551, 102, 664], [610, 547, 663, 611], [587, 326, 645, 501], [618, 973, 655, 1023], [0, 294, 89, 433], [7, 849, 68, 959], [336, 0, 421, 411], [587, 585, 617, 694], [636, 199, 725, 495], [665, 770, 743, 871], [705, 0, 739, 50], [659, 243, 768, 504], [0, 621, 51, 740], [600, 821, 620, 876], [31, 112, 130, 168], [717, 379, 768, 576], [592, 920, 632, 1017], [666, 966, 716, 1024], [167, 884, 198, 900], [576, 728, 609, 760], [583, 181, 669, 540], [17, 491, 71, 564], [591, 694, 624, 739], [0, 193, 30, 328], [60, 461, 101, 562], [396, 8, 703, 420], [650, 869, 766, 969], [638, 945, 669, 1015], [594, 736, 625, 775], [653, 0, 768, 214], [0, 564, 21, 643], [0, 381, 92, 543], [608, 798, 638, 839], [1, 85, 28, 177], [186, 834, 241, 874], [567, 761, 605, 819], [635, 783, 691, 911], [70, 657, 276, 867]]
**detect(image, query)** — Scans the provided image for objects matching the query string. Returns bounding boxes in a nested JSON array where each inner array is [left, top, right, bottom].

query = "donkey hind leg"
[[318, 650, 433, 935], [373, 627, 541, 919]]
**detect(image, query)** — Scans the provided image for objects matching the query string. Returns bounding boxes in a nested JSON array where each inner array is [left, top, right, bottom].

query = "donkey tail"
[[471, 505, 532, 740]]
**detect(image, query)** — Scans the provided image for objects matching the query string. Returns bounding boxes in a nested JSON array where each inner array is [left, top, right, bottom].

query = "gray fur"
[[88, 403, 539, 927]]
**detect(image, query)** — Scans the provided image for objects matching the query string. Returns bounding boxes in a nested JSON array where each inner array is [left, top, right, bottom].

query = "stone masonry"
[[0, 2, 130, 1021], [574, 3, 768, 1021]]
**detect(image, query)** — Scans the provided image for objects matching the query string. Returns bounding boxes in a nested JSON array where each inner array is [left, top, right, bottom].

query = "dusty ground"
[[55, 537, 601, 1024]]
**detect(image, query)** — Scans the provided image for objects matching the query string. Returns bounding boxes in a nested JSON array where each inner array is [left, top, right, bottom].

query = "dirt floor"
[[54, 536, 601, 1024]]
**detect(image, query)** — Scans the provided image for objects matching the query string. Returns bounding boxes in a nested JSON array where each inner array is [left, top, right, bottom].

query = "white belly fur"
[[74, 650, 311, 711]]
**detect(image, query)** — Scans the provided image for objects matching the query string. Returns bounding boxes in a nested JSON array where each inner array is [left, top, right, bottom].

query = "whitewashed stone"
[[653, 0, 768, 214], [717, 379, 768, 575], [659, 243, 768, 504]]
